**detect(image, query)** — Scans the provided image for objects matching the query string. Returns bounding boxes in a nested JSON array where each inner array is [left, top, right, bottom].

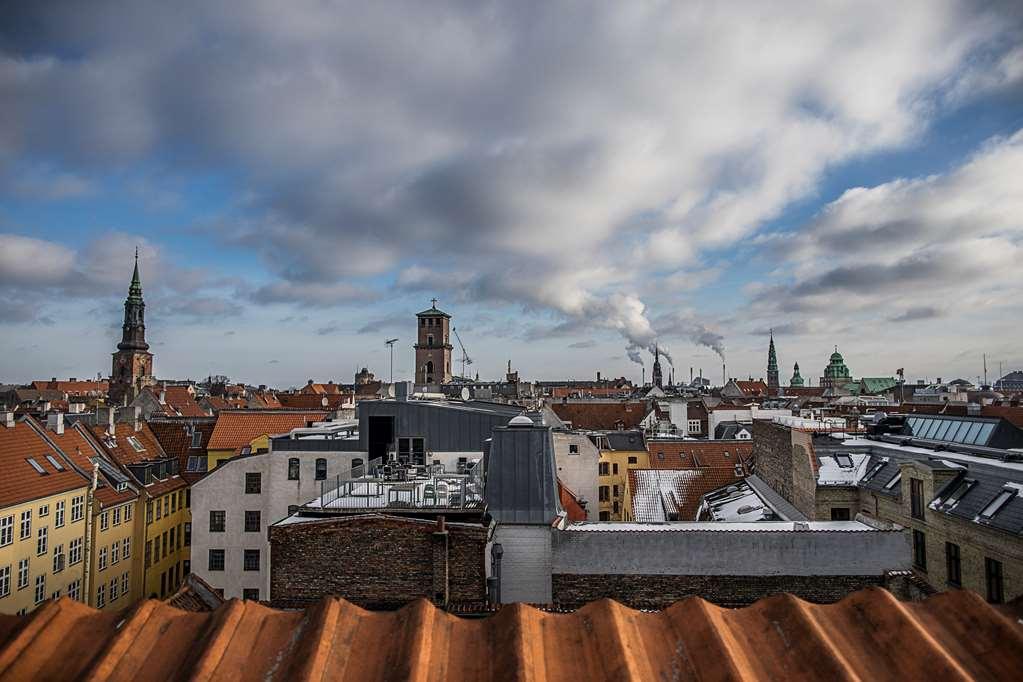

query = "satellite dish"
[[321, 396, 328, 407], [460, 387, 470, 401], [386, 383, 396, 397]]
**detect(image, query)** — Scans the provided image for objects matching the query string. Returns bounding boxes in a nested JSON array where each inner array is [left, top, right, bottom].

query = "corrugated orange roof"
[[207, 411, 327, 452], [0, 418, 90, 508], [0, 589, 1019, 680], [646, 441, 754, 471]]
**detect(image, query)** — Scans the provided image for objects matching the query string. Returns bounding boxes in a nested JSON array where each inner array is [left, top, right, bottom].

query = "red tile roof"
[[278, 393, 351, 410], [734, 380, 769, 396], [550, 401, 650, 430], [646, 441, 754, 472], [300, 382, 346, 395], [30, 421, 137, 508], [207, 411, 327, 453], [0, 418, 90, 508], [157, 386, 208, 417], [30, 379, 109, 395], [981, 405, 1023, 429], [87, 422, 169, 466], [2, 589, 1018, 680], [629, 467, 745, 521], [148, 420, 216, 485], [557, 479, 588, 522]]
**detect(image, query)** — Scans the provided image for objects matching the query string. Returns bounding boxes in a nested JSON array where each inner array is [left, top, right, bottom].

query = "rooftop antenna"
[[983, 353, 988, 387], [385, 338, 399, 384]]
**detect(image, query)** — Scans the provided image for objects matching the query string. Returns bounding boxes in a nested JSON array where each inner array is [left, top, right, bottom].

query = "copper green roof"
[[860, 377, 898, 394]]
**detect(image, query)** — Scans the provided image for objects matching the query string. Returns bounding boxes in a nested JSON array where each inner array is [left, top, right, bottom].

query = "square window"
[[568, 443, 579, 454], [243, 588, 260, 601], [245, 472, 262, 494], [244, 511, 261, 533], [243, 549, 260, 571], [208, 549, 225, 572], [210, 510, 226, 532]]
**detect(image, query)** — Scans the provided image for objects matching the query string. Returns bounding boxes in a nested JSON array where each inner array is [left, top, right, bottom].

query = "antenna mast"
[[385, 338, 399, 384]]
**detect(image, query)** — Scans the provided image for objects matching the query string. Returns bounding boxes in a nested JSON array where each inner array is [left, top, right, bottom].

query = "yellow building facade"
[[597, 449, 649, 521], [143, 484, 191, 599], [0, 488, 91, 614], [89, 498, 143, 610]]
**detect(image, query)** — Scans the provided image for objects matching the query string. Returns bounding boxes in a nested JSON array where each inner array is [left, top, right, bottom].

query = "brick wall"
[[269, 514, 487, 609], [860, 462, 1023, 602], [753, 421, 793, 499], [552, 574, 883, 609]]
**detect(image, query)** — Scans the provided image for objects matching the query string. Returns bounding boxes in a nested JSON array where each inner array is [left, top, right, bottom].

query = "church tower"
[[767, 329, 780, 393], [414, 299, 453, 385], [652, 344, 663, 389], [109, 249, 155, 405]]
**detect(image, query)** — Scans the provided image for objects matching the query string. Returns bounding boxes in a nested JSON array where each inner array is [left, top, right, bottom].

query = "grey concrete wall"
[[494, 525, 551, 603], [552, 528, 910, 576]]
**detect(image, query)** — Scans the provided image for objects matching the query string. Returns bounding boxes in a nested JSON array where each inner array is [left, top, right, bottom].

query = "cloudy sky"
[[1, 1, 1021, 388]]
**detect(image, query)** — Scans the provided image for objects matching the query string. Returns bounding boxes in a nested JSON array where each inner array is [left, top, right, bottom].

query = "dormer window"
[[190, 430, 202, 448]]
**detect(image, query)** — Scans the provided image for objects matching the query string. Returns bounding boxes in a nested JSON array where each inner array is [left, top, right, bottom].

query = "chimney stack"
[[2, 412, 14, 428], [46, 412, 64, 435], [133, 406, 142, 432], [108, 407, 116, 434]]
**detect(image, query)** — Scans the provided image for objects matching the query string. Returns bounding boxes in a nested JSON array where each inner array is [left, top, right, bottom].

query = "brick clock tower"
[[414, 299, 453, 385], [109, 250, 155, 405]]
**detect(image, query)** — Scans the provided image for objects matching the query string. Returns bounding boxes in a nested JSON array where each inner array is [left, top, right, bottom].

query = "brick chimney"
[[2, 412, 14, 429]]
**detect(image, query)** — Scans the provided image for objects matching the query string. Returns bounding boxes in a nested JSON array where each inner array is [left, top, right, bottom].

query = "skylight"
[[45, 455, 65, 471], [127, 436, 146, 452], [979, 490, 1015, 519], [883, 472, 902, 490], [835, 454, 854, 468], [862, 461, 885, 482], [26, 458, 47, 475]]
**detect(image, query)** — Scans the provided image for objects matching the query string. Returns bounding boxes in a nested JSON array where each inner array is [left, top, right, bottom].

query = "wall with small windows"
[[550, 432, 598, 521], [192, 447, 367, 599], [89, 497, 142, 611]]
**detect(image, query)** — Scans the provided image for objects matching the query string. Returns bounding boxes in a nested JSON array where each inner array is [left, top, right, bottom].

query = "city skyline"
[[2, 2, 1022, 385]]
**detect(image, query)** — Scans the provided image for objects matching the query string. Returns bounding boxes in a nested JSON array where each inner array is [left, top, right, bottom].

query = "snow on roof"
[[816, 453, 872, 486], [630, 469, 704, 522], [841, 437, 1023, 472]]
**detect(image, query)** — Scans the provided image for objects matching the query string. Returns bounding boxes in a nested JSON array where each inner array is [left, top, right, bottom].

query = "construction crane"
[[452, 327, 473, 379]]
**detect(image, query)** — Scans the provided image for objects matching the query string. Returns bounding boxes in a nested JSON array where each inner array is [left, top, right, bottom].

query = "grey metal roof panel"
[[745, 474, 808, 521], [485, 424, 561, 524]]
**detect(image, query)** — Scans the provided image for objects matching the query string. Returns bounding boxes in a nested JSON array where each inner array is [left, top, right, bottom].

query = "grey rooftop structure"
[[484, 417, 562, 524]]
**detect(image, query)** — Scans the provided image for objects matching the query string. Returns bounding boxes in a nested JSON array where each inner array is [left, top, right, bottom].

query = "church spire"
[[128, 246, 143, 301], [766, 329, 780, 391]]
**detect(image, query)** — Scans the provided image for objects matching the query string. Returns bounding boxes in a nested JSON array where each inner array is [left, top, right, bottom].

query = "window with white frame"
[[688, 419, 701, 434], [54, 500, 65, 528], [98, 547, 107, 571], [51, 589, 60, 600], [124, 504, 132, 521], [0, 515, 12, 547], [69, 537, 83, 565], [34, 575, 45, 604], [17, 559, 28, 589], [96, 583, 105, 608], [67, 579, 81, 602], [100, 511, 109, 531], [123, 537, 131, 558], [71, 496, 84, 522], [0, 564, 10, 598], [20, 510, 31, 540], [111, 540, 120, 564], [36, 526, 47, 556], [120, 572, 129, 595], [38, 504, 49, 517], [113, 506, 121, 526], [110, 577, 119, 601]]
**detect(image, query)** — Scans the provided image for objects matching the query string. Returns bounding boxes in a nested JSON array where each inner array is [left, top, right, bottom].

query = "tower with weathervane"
[[109, 249, 155, 405], [414, 299, 453, 385]]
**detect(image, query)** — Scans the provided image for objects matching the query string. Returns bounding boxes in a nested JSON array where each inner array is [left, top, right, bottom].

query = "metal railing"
[[314, 459, 485, 511]]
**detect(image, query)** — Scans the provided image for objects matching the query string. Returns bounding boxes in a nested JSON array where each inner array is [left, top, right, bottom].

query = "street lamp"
[[385, 338, 399, 383]]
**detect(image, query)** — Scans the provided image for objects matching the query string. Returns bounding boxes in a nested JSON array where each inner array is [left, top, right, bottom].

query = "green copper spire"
[[128, 246, 143, 301], [790, 362, 804, 387], [767, 329, 778, 372]]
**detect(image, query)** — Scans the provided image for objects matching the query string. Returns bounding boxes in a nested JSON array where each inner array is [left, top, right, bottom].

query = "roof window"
[[980, 489, 1015, 519], [835, 453, 854, 468], [45, 455, 65, 471], [862, 461, 885, 482], [883, 472, 902, 490], [127, 436, 145, 452], [26, 458, 47, 475]]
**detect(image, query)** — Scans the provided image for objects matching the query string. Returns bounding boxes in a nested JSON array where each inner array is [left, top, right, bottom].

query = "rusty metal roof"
[[1, 589, 1020, 681]]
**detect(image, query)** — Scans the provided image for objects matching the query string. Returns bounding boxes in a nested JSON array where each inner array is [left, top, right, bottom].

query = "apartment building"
[[589, 430, 648, 521], [89, 418, 190, 599], [31, 416, 144, 611], [0, 414, 91, 614]]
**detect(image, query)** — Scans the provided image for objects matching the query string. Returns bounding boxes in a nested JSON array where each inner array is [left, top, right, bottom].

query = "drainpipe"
[[489, 542, 504, 605], [84, 462, 99, 606]]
